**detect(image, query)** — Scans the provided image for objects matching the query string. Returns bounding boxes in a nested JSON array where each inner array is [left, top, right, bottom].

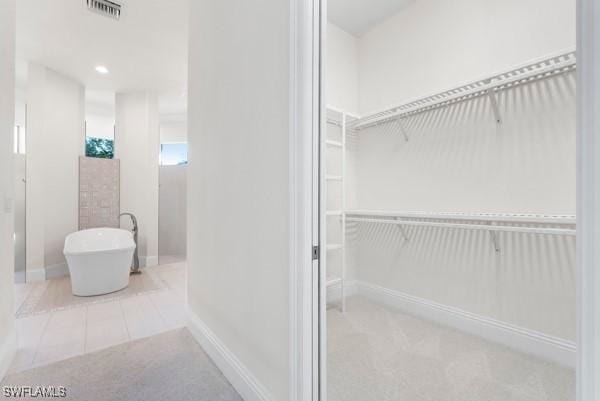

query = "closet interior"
[[322, 1, 576, 400]]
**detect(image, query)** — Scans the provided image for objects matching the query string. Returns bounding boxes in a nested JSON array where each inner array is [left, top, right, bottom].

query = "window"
[[85, 137, 115, 159], [160, 143, 188, 166], [85, 117, 115, 159]]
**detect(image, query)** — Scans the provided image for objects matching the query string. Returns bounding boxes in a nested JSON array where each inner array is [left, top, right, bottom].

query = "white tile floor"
[[9, 263, 187, 374]]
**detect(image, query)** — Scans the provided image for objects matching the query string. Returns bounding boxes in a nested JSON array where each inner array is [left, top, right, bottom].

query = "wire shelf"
[[345, 210, 575, 237], [350, 51, 576, 131]]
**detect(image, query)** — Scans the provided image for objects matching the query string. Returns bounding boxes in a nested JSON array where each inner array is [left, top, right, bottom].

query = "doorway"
[[319, 1, 577, 400]]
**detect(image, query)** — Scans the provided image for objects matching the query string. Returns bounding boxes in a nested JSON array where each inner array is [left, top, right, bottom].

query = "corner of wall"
[[26, 267, 46, 282], [187, 310, 276, 401], [0, 0, 17, 382]]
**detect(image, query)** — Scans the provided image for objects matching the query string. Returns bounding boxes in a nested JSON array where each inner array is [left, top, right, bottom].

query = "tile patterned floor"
[[15, 268, 169, 317], [10, 262, 186, 374]]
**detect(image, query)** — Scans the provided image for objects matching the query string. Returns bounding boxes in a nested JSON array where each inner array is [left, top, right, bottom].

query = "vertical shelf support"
[[487, 87, 502, 124]]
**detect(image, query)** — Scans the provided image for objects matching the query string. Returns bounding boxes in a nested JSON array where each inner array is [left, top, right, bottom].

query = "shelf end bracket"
[[487, 88, 502, 124], [394, 217, 410, 241], [394, 119, 409, 141], [489, 228, 500, 252]]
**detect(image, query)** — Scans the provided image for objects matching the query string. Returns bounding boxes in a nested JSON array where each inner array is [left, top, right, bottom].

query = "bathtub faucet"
[[119, 212, 140, 274]]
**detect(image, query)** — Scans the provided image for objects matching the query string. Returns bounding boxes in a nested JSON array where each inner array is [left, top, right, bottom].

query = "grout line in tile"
[[14, 264, 187, 369], [16, 278, 170, 319], [147, 292, 168, 328], [29, 311, 54, 370], [118, 299, 132, 341], [83, 305, 89, 353], [145, 293, 169, 333]]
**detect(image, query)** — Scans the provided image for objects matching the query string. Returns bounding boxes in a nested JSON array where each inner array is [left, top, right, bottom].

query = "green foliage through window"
[[86, 137, 114, 159]]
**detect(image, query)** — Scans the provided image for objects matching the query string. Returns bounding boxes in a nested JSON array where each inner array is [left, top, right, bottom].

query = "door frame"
[[294, 0, 600, 400], [288, 0, 322, 400], [1, 0, 598, 399], [576, 0, 600, 400]]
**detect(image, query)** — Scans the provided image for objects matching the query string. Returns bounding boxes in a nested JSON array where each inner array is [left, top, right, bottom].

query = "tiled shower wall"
[[79, 156, 120, 229]]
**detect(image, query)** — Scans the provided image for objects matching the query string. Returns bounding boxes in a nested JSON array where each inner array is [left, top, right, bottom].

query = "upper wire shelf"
[[349, 50, 576, 131], [345, 210, 576, 225]]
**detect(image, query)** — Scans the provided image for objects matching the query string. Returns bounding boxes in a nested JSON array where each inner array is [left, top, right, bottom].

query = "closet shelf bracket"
[[394, 217, 410, 241], [394, 119, 409, 141], [487, 87, 502, 124], [489, 222, 500, 252]]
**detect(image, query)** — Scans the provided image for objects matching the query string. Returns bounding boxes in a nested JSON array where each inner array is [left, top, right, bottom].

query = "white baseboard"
[[26, 267, 45, 282], [26, 263, 69, 282], [351, 280, 576, 368], [45, 263, 69, 279], [141, 255, 158, 267], [326, 280, 358, 303], [187, 310, 275, 401], [0, 328, 17, 382]]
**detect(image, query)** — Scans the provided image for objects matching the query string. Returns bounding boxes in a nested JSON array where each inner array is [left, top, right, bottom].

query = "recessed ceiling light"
[[95, 65, 109, 75]]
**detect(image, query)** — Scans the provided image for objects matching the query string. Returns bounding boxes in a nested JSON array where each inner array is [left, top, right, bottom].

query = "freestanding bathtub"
[[64, 228, 136, 296]]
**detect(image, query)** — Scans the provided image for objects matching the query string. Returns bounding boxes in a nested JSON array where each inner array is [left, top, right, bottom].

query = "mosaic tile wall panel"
[[79, 156, 120, 229]]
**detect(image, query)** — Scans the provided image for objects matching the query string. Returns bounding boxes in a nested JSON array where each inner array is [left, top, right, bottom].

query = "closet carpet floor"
[[1, 328, 242, 401], [327, 296, 574, 401]]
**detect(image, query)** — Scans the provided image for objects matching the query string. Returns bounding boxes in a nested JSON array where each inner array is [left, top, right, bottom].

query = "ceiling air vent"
[[86, 0, 122, 20]]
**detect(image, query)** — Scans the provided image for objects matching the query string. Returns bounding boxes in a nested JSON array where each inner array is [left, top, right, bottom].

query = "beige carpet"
[[1, 328, 242, 401], [327, 296, 575, 401]]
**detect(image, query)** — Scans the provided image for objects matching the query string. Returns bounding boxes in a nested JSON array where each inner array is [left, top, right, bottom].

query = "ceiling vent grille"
[[86, 0, 122, 20]]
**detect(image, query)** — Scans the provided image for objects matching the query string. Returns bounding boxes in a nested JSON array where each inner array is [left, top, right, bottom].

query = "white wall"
[[355, 78, 576, 215], [26, 63, 85, 277], [327, 0, 576, 342], [0, 0, 16, 380], [326, 22, 359, 115], [85, 90, 115, 140], [160, 121, 187, 143], [349, 71, 576, 340], [86, 114, 114, 140], [115, 92, 159, 267], [15, 101, 25, 126], [187, 1, 290, 400], [357, 0, 576, 115], [159, 165, 186, 260]]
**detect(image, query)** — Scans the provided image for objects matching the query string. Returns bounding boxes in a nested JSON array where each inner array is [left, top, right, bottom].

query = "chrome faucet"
[[119, 212, 140, 274]]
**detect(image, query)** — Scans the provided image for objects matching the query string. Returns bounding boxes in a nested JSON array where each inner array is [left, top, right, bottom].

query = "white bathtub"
[[64, 228, 136, 296]]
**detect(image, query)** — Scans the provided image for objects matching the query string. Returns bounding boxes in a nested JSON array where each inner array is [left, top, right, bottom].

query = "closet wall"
[[358, 0, 576, 115], [326, 22, 359, 116], [328, 0, 576, 345]]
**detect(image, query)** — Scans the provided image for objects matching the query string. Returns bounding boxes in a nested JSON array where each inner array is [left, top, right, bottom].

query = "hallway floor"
[[9, 262, 186, 374], [1, 328, 241, 401], [327, 296, 575, 401]]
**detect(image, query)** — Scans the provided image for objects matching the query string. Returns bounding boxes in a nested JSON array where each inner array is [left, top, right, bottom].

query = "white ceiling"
[[328, 0, 415, 37], [16, 0, 189, 115]]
